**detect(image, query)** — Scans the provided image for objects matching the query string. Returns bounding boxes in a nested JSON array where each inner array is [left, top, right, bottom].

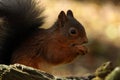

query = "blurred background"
[[40, 0, 120, 77]]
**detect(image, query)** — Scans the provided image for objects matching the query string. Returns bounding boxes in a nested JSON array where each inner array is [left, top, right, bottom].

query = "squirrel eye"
[[69, 27, 78, 36]]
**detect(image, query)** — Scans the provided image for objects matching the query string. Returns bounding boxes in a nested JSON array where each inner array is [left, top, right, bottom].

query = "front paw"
[[75, 45, 88, 55]]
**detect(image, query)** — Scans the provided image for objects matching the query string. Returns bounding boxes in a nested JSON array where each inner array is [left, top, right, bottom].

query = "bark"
[[0, 62, 120, 80]]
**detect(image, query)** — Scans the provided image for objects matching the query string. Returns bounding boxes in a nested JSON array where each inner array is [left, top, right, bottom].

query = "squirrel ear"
[[67, 10, 74, 17], [58, 11, 67, 27]]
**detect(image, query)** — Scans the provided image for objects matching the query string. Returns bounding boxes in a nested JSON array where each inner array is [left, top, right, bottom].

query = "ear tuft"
[[67, 10, 74, 17], [58, 11, 66, 19], [57, 11, 67, 27]]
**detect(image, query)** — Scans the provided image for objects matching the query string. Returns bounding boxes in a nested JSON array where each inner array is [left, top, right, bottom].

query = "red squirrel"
[[0, 0, 88, 73]]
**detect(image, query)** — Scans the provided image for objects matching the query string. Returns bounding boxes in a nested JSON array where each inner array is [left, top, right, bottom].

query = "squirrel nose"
[[83, 38, 88, 44], [80, 37, 88, 44], [71, 38, 88, 47]]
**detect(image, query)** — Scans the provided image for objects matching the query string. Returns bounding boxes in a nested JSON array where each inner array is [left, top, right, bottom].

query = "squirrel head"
[[44, 10, 88, 65], [57, 10, 88, 44]]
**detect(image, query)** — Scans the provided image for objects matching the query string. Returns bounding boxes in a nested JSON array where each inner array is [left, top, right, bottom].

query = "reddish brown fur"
[[11, 10, 88, 73]]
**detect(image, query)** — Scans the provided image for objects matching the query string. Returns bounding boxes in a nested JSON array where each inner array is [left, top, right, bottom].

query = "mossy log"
[[0, 64, 54, 80], [0, 62, 120, 80]]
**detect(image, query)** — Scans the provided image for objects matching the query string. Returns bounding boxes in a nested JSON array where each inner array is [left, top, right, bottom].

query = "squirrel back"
[[0, 0, 44, 64], [0, 0, 88, 73]]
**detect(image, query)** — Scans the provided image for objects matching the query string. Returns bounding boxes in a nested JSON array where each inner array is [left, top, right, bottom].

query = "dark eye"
[[69, 27, 78, 36]]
